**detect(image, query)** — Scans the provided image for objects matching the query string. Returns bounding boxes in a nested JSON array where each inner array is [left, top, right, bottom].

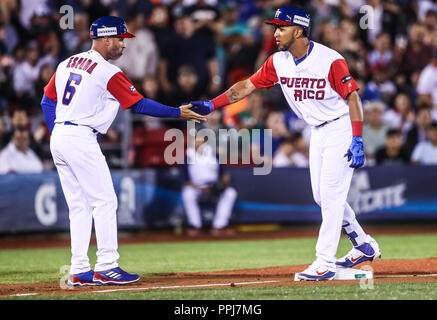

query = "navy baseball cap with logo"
[[90, 16, 135, 39], [266, 6, 311, 36]]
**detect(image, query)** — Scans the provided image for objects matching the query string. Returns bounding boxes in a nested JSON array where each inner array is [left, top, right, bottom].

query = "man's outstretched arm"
[[190, 78, 258, 115]]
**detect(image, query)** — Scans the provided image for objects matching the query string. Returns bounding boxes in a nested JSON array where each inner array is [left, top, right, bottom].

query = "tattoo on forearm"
[[227, 87, 240, 104]]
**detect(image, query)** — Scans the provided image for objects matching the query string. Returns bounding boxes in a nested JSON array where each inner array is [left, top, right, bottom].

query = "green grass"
[[4, 282, 437, 300], [1, 233, 437, 299]]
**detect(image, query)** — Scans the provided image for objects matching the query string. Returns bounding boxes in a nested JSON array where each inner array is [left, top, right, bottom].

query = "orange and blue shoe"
[[296, 263, 336, 281], [68, 270, 96, 287], [336, 237, 381, 268], [93, 267, 140, 285]]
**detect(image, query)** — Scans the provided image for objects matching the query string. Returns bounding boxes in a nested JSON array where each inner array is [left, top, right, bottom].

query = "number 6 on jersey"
[[62, 73, 82, 105]]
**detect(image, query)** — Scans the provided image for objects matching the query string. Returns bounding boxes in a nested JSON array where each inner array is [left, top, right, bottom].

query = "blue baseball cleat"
[[68, 270, 97, 287], [336, 237, 381, 268], [296, 263, 336, 281], [93, 267, 140, 285]]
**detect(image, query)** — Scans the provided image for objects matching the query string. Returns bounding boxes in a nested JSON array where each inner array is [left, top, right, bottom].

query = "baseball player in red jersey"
[[190, 6, 381, 280], [40, 16, 205, 286]]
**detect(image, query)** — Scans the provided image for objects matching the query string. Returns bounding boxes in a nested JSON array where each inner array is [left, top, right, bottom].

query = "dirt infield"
[[1, 225, 437, 298], [2, 224, 437, 250], [1, 258, 437, 298]]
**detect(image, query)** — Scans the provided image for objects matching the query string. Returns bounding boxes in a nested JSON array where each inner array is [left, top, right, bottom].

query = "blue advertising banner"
[[0, 165, 436, 233]]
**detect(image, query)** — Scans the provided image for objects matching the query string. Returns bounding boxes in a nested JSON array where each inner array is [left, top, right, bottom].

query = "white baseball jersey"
[[44, 49, 143, 133], [186, 145, 220, 187], [416, 62, 437, 107], [250, 41, 359, 127]]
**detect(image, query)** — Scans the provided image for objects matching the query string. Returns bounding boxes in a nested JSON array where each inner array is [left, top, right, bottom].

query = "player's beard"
[[278, 36, 295, 52], [108, 45, 123, 60]]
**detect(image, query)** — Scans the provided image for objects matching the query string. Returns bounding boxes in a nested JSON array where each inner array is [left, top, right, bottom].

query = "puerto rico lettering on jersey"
[[279, 77, 326, 101], [249, 41, 359, 127]]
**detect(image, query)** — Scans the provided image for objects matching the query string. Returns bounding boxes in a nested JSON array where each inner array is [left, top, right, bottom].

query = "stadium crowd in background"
[[1, 0, 437, 174]]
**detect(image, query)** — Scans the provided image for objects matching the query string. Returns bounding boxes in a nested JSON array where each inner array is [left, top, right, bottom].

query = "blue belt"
[[64, 121, 98, 133], [316, 117, 340, 128]]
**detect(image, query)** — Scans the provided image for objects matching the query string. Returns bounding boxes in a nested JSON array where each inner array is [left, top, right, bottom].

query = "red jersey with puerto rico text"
[[250, 41, 359, 127]]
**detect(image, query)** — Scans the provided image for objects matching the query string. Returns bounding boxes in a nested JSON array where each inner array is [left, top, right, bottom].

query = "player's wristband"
[[211, 93, 230, 110], [351, 121, 363, 136]]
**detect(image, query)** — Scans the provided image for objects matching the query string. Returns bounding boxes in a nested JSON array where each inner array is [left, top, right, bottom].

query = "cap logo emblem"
[[275, 9, 281, 18], [96, 27, 117, 37], [293, 16, 310, 27]]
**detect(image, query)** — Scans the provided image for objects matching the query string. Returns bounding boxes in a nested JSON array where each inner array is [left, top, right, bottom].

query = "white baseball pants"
[[50, 124, 119, 274], [182, 185, 237, 229], [309, 115, 368, 269]]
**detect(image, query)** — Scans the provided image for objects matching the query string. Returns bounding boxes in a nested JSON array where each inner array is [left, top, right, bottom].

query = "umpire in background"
[[181, 135, 237, 236]]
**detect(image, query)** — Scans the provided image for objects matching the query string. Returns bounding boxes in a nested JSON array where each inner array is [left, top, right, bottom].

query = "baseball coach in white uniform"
[[40, 16, 205, 286]]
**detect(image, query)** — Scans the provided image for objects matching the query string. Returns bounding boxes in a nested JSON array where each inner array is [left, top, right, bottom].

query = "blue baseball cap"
[[266, 6, 311, 36], [90, 16, 135, 39]]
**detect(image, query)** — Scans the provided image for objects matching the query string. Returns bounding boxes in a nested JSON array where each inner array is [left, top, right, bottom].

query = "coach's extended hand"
[[189, 100, 214, 116], [179, 104, 207, 122], [344, 136, 365, 168]]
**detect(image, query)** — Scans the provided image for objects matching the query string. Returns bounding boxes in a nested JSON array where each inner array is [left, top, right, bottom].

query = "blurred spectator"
[[217, 1, 256, 86], [0, 127, 43, 174], [140, 74, 161, 101], [272, 137, 294, 168], [290, 132, 309, 167], [75, 0, 110, 25], [416, 48, 437, 120], [33, 63, 55, 107], [164, 64, 202, 107], [147, 5, 173, 53], [308, 0, 344, 42], [12, 41, 53, 100], [254, 19, 276, 70], [62, 12, 92, 56], [338, 18, 363, 56], [113, 11, 159, 83], [357, 0, 404, 47], [185, 0, 221, 41], [110, 0, 153, 20], [411, 122, 437, 164], [363, 100, 389, 160], [418, 0, 437, 22], [317, 20, 341, 51], [375, 129, 410, 165], [181, 135, 237, 236], [365, 68, 397, 105], [382, 92, 414, 137], [367, 32, 392, 74], [0, 116, 7, 148], [158, 8, 219, 95], [265, 111, 292, 156], [423, 9, 437, 46], [404, 105, 433, 156], [4, 109, 30, 139], [3, 108, 45, 157], [233, 91, 266, 132], [398, 22, 434, 76]]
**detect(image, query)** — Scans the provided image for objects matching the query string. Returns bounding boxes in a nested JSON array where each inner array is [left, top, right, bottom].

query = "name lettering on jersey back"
[[280, 77, 326, 101], [66, 57, 98, 74]]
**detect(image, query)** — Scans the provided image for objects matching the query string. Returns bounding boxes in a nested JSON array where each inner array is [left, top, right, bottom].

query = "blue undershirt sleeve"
[[40, 94, 57, 132], [130, 98, 181, 118]]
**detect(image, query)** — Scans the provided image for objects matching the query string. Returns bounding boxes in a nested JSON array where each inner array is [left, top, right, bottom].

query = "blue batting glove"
[[189, 101, 214, 116], [344, 136, 365, 168]]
